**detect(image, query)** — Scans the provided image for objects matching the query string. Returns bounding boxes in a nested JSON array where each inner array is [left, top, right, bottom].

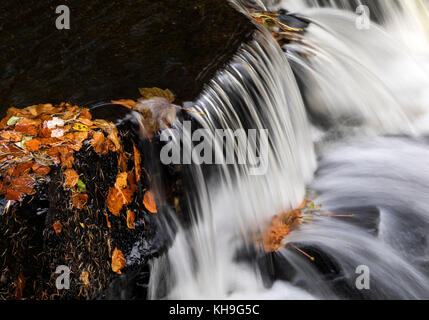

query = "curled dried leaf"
[[114, 172, 128, 190], [81, 271, 90, 285], [133, 144, 141, 182]]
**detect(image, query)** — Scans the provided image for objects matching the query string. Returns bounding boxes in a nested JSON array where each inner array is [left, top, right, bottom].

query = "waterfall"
[[148, 0, 429, 299]]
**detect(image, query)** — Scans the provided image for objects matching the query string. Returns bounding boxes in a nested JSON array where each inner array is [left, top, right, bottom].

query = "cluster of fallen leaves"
[[0, 100, 161, 276]]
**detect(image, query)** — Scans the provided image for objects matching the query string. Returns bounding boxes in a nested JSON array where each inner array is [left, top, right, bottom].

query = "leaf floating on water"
[[53, 221, 62, 234], [64, 169, 79, 188], [126, 209, 135, 229], [112, 248, 126, 274], [143, 190, 157, 214], [138, 87, 175, 102]]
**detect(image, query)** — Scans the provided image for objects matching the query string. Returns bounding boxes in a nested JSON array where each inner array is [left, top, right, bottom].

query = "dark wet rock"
[[0, 0, 255, 115]]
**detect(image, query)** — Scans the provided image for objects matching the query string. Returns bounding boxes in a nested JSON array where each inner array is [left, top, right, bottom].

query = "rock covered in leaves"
[[0, 102, 167, 300]]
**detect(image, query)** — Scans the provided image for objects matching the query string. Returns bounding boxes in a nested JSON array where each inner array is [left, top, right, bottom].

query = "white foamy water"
[[148, 0, 429, 299]]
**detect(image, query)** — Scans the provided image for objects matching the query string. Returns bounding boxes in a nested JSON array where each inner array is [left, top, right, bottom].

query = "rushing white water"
[[148, 0, 429, 299]]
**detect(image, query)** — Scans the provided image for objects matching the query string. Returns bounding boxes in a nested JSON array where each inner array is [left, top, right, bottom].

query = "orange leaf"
[[24, 139, 41, 152], [6, 189, 21, 201], [72, 193, 88, 210], [126, 209, 135, 229], [106, 187, 124, 216], [114, 172, 128, 190], [112, 248, 126, 274], [107, 128, 121, 152], [79, 108, 92, 120], [64, 169, 79, 188], [118, 151, 128, 172], [133, 144, 141, 182], [53, 221, 62, 234], [0, 131, 23, 142], [111, 99, 137, 110], [15, 123, 38, 136], [143, 190, 157, 213]]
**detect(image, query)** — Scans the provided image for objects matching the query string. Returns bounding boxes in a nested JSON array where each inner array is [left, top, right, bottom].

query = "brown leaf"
[[79, 108, 92, 120], [126, 209, 135, 229], [91, 132, 108, 155], [6, 189, 21, 201], [138, 87, 175, 102], [143, 190, 157, 214], [53, 221, 62, 234], [72, 193, 88, 210], [127, 171, 138, 194], [112, 248, 126, 274], [118, 151, 128, 172], [107, 187, 133, 216], [64, 169, 79, 188], [106, 187, 124, 216], [59, 147, 75, 168], [107, 128, 121, 152], [111, 99, 137, 110], [24, 138, 41, 152], [133, 144, 141, 182], [15, 123, 38, 136]]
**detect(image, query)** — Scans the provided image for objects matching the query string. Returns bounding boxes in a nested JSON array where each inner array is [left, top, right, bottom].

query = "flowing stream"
[[148, 0, 429, 299]]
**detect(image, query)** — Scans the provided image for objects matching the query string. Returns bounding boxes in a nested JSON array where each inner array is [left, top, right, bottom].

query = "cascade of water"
[[148, 24, 316, 299], [148, 0, 429, 300]]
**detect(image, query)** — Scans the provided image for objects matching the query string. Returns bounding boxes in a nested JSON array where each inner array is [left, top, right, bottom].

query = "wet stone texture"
[[0, 0, 254, 115]]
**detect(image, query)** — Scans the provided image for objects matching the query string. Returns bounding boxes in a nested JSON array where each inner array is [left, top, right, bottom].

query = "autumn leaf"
[[118, 151, 128, 172], [73, 123, 89, 132], [79, 108, 92, 120], [114, 172, 128, 190], [107, 187, 123, 216], [72, 193, 88, 210], [24, 138, 41, 152], [138, 87, 175, 102], [107, 128, 121, 152], [136, 97, 177, 134], [106, 187, 133, 216], [15, 123, 38, 136], [112, 248, 126, 274], [64, 169, 79, 188], [53, 221, 62, 234], [143, 190, 157, 213], [76, 179, 86, 193], [133, 144, 141, 182], [81, 271, 90, 285], [6, 189, 22, 201], [91, 132, 108, 155], [112, 99, 137, 110], [126, 209, 135, 229], [32, 163, 51, 176]]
